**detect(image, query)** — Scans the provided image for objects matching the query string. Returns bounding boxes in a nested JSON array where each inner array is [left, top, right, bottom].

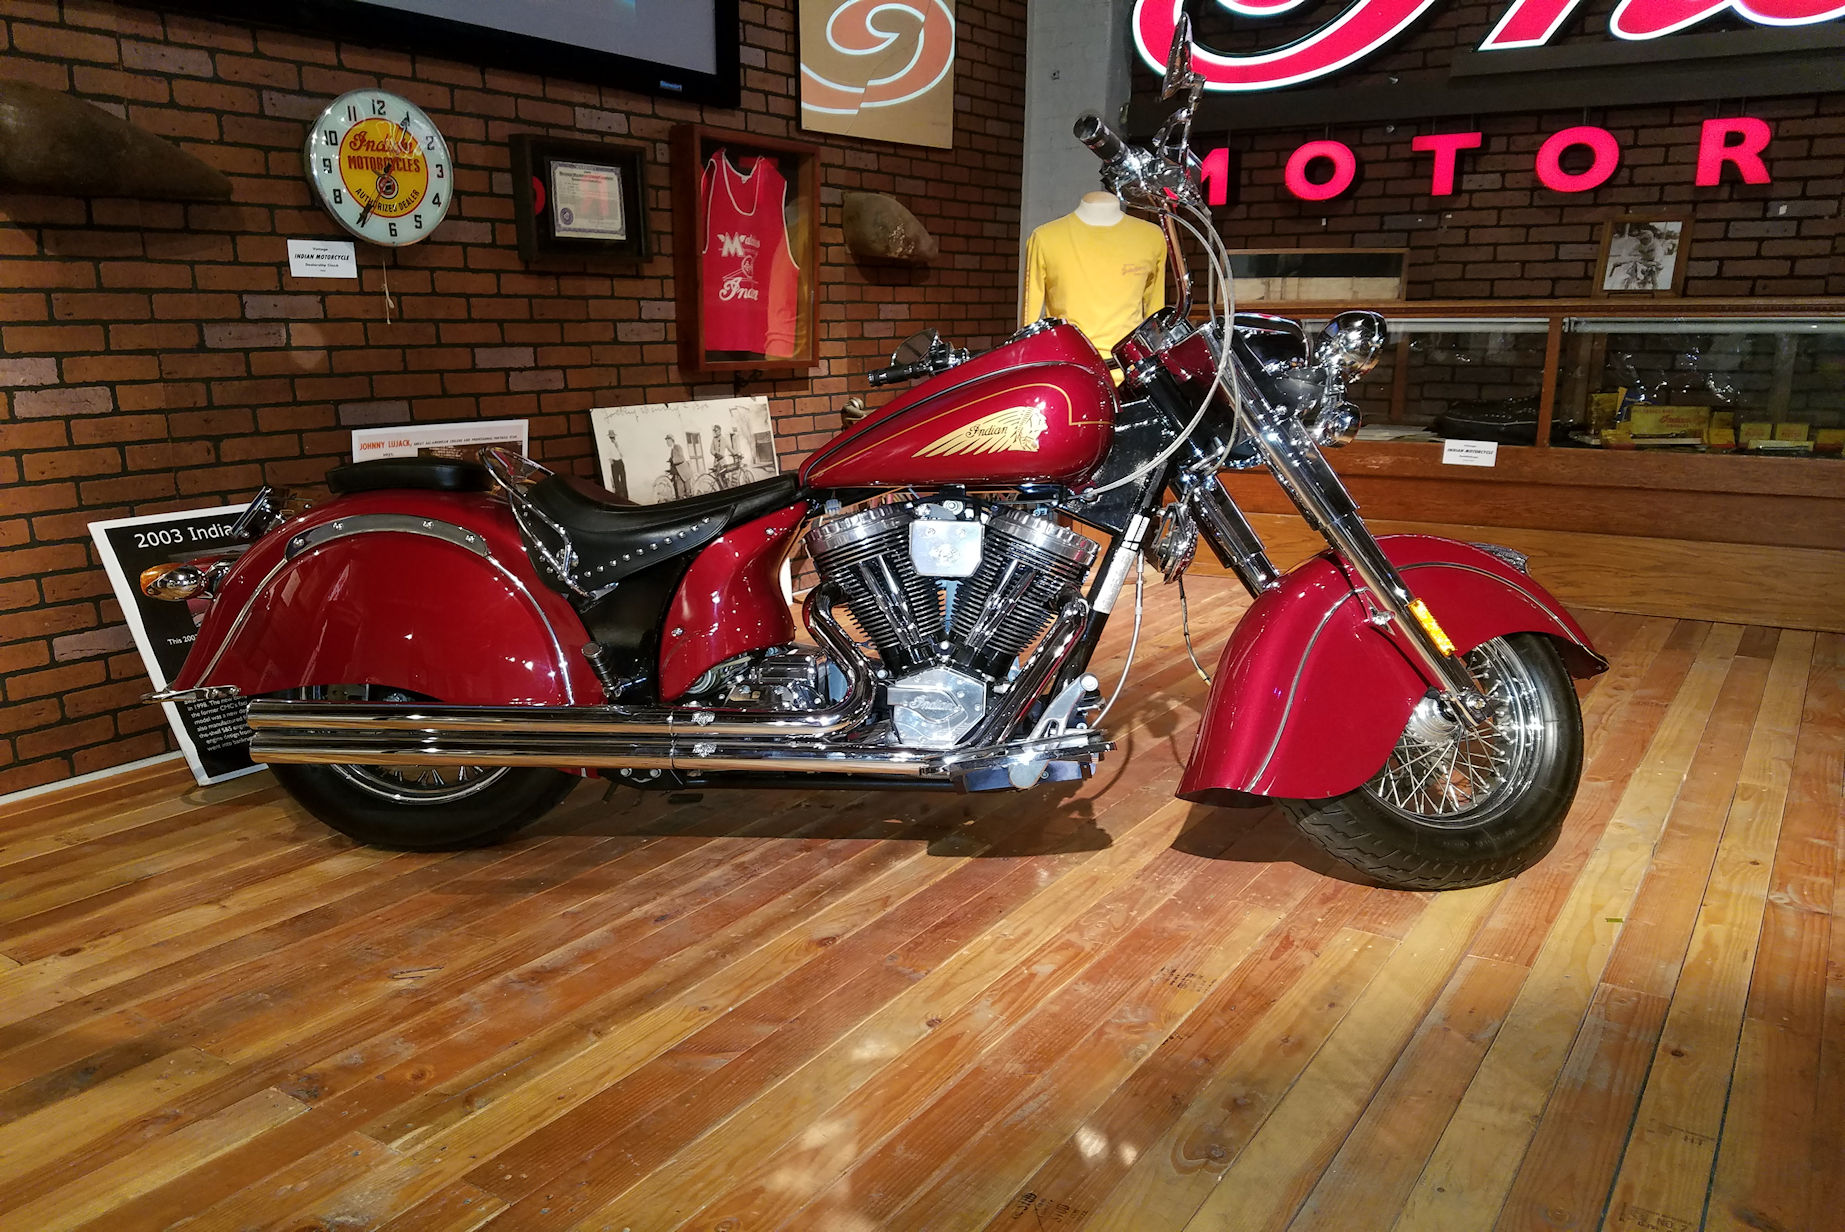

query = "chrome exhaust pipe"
[[249, 725, 1107, 779], [250, 731, 938, 777]]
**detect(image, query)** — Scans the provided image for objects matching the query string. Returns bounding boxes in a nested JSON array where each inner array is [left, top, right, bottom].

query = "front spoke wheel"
[[1278, 633, 1584, 890]]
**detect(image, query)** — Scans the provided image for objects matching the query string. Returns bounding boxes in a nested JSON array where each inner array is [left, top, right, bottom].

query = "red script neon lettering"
[[1134, 0, 1845, 90], [1132, 0, 1439, 92], [1610, 0, 1845, 38]]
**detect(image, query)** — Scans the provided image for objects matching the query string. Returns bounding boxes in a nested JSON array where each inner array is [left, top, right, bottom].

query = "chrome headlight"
[[1316, 311, 1387, 384]]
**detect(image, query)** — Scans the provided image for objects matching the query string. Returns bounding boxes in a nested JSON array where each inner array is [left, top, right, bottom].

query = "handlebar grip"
[[1073, 112, 1124, 161], [867, 360, 927, 388]]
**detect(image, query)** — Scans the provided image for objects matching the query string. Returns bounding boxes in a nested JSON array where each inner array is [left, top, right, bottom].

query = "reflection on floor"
[[0, 574, 1837, 1232]]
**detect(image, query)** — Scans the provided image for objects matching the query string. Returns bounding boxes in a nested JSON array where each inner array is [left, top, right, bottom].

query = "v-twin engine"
[[808, 499, 1098, 748]]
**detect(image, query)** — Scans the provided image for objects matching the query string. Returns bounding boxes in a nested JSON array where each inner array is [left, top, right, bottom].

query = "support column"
[[1019, 0, 1139, 306]]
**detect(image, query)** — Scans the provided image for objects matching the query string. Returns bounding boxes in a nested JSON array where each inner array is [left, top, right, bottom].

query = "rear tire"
[[267, 685, 578, 850], [1278, 634, 1583, 891], [271, 761, 577, 850]]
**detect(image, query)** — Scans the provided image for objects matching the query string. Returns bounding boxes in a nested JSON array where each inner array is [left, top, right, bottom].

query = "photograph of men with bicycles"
[[591, 395, 780, 503]]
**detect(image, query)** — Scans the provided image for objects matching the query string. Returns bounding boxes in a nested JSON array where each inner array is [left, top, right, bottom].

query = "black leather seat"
[[522, 473, 804, 597], [326, 457, 490, 495]]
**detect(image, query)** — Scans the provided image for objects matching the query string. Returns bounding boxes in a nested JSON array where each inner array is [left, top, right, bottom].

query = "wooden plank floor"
[[0, 575, 1838, 1232]]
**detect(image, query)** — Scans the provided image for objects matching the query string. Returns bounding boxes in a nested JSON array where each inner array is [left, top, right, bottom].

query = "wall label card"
[[287, 238, 359, 279], [1442, 438, 1500, 467]]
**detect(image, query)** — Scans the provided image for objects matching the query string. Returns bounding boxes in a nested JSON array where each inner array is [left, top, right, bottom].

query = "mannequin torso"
[[1073, 191, 1124, 227]]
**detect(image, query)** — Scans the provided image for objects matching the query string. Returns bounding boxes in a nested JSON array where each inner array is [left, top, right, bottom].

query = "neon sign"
[[1198, 118, 1774, 203], [1133, 0, 1845, 92]]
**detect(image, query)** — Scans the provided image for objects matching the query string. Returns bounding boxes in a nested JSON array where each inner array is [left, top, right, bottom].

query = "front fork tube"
[[1186, 478, 1280, 597], [1047, 510, 1154, 703], [1231, 349, 1493, 722]]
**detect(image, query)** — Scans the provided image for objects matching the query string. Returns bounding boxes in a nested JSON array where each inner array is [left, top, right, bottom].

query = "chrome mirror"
[[1162, 12, 1200, 100], [1316, 311, 1388, 383], [891, 329, 942, 367]]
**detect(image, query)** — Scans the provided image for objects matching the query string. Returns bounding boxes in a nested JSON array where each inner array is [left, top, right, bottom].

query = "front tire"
[[1278, 634, 1583, 891]]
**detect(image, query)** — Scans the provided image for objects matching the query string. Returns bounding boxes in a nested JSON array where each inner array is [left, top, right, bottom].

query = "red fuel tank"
[[800, 322, 1117, 490]]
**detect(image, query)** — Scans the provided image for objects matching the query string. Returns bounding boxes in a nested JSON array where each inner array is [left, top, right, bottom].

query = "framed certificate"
[[512, 134, 649, 263]]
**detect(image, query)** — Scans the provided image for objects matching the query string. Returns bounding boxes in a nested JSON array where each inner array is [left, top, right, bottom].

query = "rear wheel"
[[268, 686, 577, 850], [1278, 634, 1583, 891]]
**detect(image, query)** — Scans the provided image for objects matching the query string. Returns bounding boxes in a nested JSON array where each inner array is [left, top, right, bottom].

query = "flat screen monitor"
[[148, 0, 739, 107]]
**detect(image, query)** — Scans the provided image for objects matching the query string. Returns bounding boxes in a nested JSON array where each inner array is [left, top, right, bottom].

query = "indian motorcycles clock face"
[[303, 89, 452, 247]]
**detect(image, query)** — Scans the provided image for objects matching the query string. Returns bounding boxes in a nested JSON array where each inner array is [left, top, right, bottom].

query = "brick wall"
[[1154, 0, 1845, 298], [0, 0, 1029, 793]]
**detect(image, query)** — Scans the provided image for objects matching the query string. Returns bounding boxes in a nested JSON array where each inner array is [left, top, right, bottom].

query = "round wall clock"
[[303, 89, 452, 247]]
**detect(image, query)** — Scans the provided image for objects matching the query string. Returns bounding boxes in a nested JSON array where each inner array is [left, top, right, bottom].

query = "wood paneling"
[[0, 580, 1839, 1231], [1207, 513, 1845, 634]]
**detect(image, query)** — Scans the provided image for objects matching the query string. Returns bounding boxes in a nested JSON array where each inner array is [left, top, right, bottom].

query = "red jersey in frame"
[[699, 151, 801, 359]]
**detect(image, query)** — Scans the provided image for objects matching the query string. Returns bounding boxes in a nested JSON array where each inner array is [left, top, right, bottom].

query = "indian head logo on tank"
[[916, 404, 1051, 458], [799, 0, 956, 149], [1130, 0, 1845, 92]]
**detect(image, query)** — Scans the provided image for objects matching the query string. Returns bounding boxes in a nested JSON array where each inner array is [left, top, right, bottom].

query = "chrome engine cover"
[[888, 664, 986, 749], [808, 499, 1098, 752]]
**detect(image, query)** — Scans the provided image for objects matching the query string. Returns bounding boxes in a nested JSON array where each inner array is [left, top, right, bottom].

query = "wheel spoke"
[[1364, 639, 1550, 828]]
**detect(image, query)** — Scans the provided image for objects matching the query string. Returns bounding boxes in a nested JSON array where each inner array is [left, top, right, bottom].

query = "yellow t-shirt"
[[1021, 212, 1167, 358]]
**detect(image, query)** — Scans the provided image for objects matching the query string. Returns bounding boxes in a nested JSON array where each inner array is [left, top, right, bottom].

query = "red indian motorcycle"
[[146, 21, 1604, 890]]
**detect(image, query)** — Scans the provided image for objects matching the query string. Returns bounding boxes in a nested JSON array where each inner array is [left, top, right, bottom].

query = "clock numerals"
[[310, 90, 450, 248]]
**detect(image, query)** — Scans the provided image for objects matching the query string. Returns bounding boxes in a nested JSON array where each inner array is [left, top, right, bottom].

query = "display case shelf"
[[1242, 298, 1845, 460]]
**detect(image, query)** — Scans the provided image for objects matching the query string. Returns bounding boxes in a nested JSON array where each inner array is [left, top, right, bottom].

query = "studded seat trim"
[[515, 473, 804, 600]]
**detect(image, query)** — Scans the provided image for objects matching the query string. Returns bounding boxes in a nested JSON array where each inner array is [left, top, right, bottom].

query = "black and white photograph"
[[1598, 217, 1689, 296], [590, 395, 779, 503]]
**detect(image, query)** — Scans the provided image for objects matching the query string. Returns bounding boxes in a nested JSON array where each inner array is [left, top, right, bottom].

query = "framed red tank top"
[[672, 124, 820, 376], [699, 152, 801, 357]]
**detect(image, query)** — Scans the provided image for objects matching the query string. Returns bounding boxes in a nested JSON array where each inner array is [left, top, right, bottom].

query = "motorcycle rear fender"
[[171, 489, 602, 706], [1178, 535, 1606, 803]]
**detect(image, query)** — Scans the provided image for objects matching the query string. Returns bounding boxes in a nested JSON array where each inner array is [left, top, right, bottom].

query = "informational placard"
[[550, 161, 627, 239], [1442, 438, 1500, 467], [351, 418, 529, 463], [90, 506, 262, 787], [286, 238, 359, 279]]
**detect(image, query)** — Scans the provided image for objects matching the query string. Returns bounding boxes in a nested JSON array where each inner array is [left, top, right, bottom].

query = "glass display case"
[[1559, 317, 1845, 457], [1282, 306, 1845, 461]]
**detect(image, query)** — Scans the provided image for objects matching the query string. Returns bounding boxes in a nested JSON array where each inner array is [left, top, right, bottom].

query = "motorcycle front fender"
[[170, 490, 601, 706], [1178, 535, 1606, 803]]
